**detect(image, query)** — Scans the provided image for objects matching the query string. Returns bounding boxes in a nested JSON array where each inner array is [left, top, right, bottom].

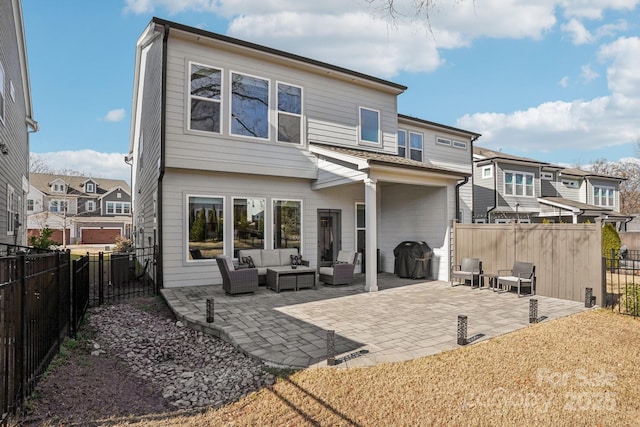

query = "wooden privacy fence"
[[620, 232, 640, 250], [453, 221, 603, 304]]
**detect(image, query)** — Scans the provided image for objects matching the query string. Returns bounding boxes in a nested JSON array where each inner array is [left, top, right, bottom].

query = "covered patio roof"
[[538, 197, 632, 223]]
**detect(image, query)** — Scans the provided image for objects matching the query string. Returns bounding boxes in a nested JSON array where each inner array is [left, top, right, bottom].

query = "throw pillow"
[[290, 254, 302, 266], [242, 256, 255, 268]]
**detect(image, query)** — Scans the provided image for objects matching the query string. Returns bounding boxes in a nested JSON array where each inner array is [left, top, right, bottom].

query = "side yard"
[[12, 295, 640, 426]]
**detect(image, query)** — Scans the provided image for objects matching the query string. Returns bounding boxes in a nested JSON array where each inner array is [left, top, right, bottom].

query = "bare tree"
[[590, 158, 640, 215], [29, 153, 54, 173]]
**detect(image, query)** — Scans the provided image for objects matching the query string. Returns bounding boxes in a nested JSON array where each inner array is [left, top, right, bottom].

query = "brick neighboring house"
[[27, 173, 132, 245]]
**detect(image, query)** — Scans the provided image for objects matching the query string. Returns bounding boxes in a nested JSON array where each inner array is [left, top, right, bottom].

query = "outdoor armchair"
[[216, 255, 259, 295], [319, 250, 358, 286], [451, 257, 482, 287], [497, 261, 536, 297]]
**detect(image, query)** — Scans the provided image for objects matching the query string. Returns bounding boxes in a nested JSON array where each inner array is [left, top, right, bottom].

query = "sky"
[[21, 0, 640, 183]]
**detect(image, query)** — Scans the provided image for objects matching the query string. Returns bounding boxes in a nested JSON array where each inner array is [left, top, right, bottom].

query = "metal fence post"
[[585, 287, 593, 308], [98, 252, 104, 305], [327, 330, 335, 366], [529, 299, 538, 323], [18, 253, 26, 405], [206, 299, 214, 323]]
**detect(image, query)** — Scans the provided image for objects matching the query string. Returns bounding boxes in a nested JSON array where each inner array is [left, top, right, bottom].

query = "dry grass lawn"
[[96, 309, 640, 427]]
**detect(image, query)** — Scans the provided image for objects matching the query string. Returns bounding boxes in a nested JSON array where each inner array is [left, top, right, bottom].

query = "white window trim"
[[482, 165, 493, 179], [452, 140, 467, 150], [562, 179, 578, 188], [106, 201, 131, 215], [86, 182, 95, 193], [185, 193, 225, 262], [87, 200, 95, 212], [436, 136, 451, 146], [355, 202, 365, 252], [474, 218, 487, 224], [188, 61, 223, 135], [9, 80, 15, 102], [232, 196, 267, 255], [276, 81, 303, 145], [593, 185, 615, 207], [504, 170, 535, 197], [397, 129, 406, 157], [229, 70, 270, 141], [541, 172, 553, 180], [272, 198, 303, 253], [358, 106, 380, 145], [49, 199, 67, 213], [408, 131, 424, 162], [6, 184, 14, 235], [0, 61, 5, 125]]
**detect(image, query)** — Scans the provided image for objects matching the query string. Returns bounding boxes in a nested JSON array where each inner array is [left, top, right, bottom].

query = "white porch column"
[[572, 213, 578, 224], [364, 177, 378, 292]]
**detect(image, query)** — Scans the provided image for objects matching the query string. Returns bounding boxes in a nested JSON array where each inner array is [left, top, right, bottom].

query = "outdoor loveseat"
[[237, 248, 308, 285]]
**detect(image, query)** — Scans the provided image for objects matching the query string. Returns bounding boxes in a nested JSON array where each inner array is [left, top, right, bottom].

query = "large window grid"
[[49, 199, 68, 213], [231, 72, 269, 139], [273, 199, 302, 250], [189, 63, 222, 133], [593, 186, 615, 207], [359, 107, 380, 144], [277, 82, 302, 144], [504, 171, 534, 197], [106, 201, 131, 215], [233, 197, 266, 256], [187, 195, 224, 260]]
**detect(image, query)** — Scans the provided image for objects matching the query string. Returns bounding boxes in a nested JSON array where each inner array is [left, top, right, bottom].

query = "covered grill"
[[393, 241, 433, 279]]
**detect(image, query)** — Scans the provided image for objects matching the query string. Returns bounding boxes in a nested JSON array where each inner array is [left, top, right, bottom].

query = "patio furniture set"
[[216, 249, 358, 295], [451, 257, 536, 297]]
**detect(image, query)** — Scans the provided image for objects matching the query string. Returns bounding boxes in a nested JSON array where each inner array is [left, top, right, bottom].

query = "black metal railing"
[[603, 249, 640, 317], [71, 255, 90, 338], [83, 246, 157, 307], [0, 245, 71, 425]]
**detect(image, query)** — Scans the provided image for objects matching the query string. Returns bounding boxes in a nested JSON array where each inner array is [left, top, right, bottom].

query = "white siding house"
[[129, 18, 480, 290]]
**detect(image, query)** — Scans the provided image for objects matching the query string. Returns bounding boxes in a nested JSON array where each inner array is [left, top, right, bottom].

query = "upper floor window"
[[277, 83, 302, 144], [52, 182, 66, 193], [27, 199, 34, 211], [594, 186, 614, 207], [0, 61, 5, 125], [541, 172, 553, 180], [87, 200, 95, 212], [359, 107, 379, 144], [452, 140, 467, 149], [409, 132, 423, 162], [106, 201, 131, 215], [504, 171, 534, 197], [189, 63, 222, 133], [49, 200, 67, 213], [562, 179, 578, 188], [86, 182, 95, 193], [231, 72, 269, 139], [6, 184, 14, 235], [482, 165, 493, 179], [436, 136, 451, 146], [397, 130, 406, 157]]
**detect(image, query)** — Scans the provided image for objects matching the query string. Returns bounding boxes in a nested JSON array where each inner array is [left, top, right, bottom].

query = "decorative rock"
[[88, 303, 273, 409]]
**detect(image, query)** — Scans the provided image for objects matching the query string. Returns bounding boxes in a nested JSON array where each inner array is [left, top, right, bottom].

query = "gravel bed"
[[88, 303, 276, 410]]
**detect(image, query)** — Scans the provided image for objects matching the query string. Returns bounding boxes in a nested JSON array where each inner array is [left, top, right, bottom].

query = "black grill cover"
[[393, 241, 433, 279]]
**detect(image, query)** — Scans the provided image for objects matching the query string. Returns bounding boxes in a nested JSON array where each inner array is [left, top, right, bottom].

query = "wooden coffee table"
[[266, 266, 317, 292]]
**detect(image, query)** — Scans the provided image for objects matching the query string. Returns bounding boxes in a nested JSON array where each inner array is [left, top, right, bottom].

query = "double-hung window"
[[593, 186, 615, 207], [189, 63, 222, 133], [50, 199, 67, 213], [231, 72, 269, 139], [504, 171, 534, 196], [277, 83, 302, 144], [359, 107, 379, 144], [409, 132, 423, 162], [397, 130, 406, 157]]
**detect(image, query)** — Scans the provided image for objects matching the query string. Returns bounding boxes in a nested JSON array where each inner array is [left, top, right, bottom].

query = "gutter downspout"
[[455, 177, 469, 222], [486, 160, 498, 223], [469, 134, 479, 222], [156, 24, 170, 289]]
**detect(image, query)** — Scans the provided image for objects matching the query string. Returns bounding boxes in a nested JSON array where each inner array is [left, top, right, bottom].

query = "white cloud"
[[559, 76, 570, 87], [103, 108, 126, 123], [561, 0, 640, 19], [561, 18, 592, 44], [33, 150, 130, 182], [581, 64, 599, 82], [458, 36, 640, 154]]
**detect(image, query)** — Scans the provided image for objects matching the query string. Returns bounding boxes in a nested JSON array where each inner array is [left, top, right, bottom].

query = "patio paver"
[[161, 273, 589, 369]]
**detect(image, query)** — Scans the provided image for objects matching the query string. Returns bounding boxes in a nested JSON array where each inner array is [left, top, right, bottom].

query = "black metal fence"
[[0, 245, 70, 425], [81, 246, 158, 306], [603, 249, 640, 317]]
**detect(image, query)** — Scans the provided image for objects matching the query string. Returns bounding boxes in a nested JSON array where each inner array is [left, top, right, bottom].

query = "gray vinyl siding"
[[495, 163, 540, 212], [161, 169, 362, 288], [540, 174, 557, 197], [473, 163, 496, 219], [132, 38, 163, 247], [0, 0, 30, 245], [162, 35, 398, 179], [378, 183, 453, 280], [552, 179, 581, 201], [458, 182, 473, 223]]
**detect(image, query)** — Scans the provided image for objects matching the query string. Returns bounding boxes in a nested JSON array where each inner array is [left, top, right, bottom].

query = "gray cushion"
[[279, 248, 299, 265], [319, 266, 334, 275], [238, 249, 263, 267], [336, 251, 355, 264], [261, 250, 281, 267]]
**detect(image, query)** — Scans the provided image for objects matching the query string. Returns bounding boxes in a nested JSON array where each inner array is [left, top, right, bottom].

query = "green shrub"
[[602, 223, 621, 268], [29, 227, 60, 250], [623, 283, 640, 316]]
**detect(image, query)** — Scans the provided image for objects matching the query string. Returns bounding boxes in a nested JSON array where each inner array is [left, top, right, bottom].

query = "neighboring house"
[[129, 18, 480, 290], [27, 173, 132, 245], [473, 146, 629, 225], [0, 0, 38, 246]]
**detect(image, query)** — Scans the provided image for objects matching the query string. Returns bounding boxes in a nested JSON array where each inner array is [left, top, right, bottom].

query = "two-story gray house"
[[129, 18, 480, 290], [0, 0, 38, 247], [27, 173, 132, 245], [473, 146, 628, 225]]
